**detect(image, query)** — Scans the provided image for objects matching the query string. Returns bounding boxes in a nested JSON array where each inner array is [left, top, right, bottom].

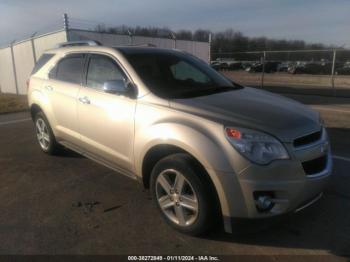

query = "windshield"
[[119, 49, 242, 98]]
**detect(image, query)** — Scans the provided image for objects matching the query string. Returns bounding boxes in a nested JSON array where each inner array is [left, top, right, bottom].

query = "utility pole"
[[261, 51, 266, 89], [63, 13, 70, 41], [170, 32, 176, 49], [128, 29, 133, 45], [208, 33, 212, 63], [10, 40, 19, 95], [331, 49, 337, 96], [30, 32, 37, 63]]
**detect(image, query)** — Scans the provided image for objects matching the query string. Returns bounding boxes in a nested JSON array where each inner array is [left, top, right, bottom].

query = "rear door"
[[46, 53, 85, 144]]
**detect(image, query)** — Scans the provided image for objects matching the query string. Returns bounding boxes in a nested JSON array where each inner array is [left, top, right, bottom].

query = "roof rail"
[[114, 43, 157, 48], [55, 40, 102, 48], [132, 43, 157, 47]]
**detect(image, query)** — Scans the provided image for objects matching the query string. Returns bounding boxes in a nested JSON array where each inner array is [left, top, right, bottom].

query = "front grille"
[[302, 155, 327, 175], [293, 129, 322, 147]]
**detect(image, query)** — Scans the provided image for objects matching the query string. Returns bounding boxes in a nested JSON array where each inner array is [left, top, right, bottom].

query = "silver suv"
[[28, 41, 332, 235]]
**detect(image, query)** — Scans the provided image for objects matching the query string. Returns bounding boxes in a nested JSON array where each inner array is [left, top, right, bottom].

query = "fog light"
[[256, 196, 273, 210], [254, 191, 275, 212]]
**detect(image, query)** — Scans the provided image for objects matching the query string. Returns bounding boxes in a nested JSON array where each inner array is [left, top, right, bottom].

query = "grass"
[[0, 93, 28, 114]]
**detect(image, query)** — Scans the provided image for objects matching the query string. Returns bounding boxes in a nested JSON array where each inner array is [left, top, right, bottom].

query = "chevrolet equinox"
[[28, 41, 332, 235]]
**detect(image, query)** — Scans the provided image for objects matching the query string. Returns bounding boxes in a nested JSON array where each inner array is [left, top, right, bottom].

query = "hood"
[[169, 87, 320, 142]]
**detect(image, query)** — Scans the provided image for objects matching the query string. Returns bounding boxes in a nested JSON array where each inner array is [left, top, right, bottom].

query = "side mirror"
[[102, 80, 131, 96]]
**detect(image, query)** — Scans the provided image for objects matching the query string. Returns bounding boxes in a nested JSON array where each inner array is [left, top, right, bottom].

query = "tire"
[[150, 153, 220, 236], [34, 112, 61, 155]]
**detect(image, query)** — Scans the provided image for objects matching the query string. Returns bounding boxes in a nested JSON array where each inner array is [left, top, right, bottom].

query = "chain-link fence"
[[212, 49, 350, 97]]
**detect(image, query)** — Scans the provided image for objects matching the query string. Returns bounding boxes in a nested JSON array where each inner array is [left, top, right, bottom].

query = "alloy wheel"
[[156, 169, 199, 227], [36, 118, 50, 151]]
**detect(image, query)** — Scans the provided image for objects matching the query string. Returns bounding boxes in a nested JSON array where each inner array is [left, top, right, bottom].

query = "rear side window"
[[86, 54, 126, 90], [31, 54, 54, 75], [52, 54, 85, 85]]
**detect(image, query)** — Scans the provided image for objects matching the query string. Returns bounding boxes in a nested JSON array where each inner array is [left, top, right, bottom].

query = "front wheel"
[[150, 153, 219, 236]]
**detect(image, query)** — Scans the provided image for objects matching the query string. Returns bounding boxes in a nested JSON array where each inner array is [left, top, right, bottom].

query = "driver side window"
[[86, 54, 126, 90]]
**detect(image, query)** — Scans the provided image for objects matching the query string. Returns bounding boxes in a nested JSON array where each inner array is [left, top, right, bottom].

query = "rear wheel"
[[34, 112, 61, 155], [150, 153, 219, 236]]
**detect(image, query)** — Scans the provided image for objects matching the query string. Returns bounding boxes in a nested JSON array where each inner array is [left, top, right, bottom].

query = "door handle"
[[78, 96, 91, 104], [45, 85, 53, 91]]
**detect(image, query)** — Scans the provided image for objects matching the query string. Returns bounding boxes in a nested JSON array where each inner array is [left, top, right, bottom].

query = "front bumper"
[[238, 151, 332, 218], [214, 130, 332, 233]]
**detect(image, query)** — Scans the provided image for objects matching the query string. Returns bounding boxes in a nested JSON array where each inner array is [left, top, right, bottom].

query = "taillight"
[[26, 79, 30, 89]]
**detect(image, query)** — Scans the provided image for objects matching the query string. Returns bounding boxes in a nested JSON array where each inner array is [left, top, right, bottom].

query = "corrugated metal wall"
[[13, 41, 35, 94], [0, 29, 209, 95], [34, 31, 67, 60], [132, 35, 174, 48], [176, 40, 210, 63], [0, 30, 67, 95], [69, 30, 131, 46], [0, 48, 16, 94]]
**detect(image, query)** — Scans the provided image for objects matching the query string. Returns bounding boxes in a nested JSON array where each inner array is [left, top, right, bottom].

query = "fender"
[[134, 122, 245, 224], [135, 123, 233, 176]]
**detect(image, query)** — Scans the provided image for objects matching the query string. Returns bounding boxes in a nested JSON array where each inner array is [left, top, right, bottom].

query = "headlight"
[[225, 127, 289, 165]]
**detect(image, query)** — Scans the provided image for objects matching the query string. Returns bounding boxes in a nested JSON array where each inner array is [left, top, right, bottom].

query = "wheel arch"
[[142, 144, 187, 189], [29, 89, 57, 135], [141, 143, 223, 220], [30, 103, 43, 120]]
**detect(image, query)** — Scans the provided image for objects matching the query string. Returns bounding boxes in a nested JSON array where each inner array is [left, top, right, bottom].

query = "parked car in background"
[[211, 60, 242, 71], [246, 61, 281, 73], [227, 61, 243, 70], [241, 61, 254, 70], [277, 62, 291, 72], [210, 61, 229, 71], [28, 41, 332, 236], [336, 62, 350, 75], [288, 61, 338, 75]]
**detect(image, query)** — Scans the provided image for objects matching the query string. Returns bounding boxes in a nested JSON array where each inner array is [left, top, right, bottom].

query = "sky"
[[0, 0, 349, 47]]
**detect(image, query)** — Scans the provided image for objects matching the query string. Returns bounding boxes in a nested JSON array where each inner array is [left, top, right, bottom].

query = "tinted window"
[[31, 54, 54, 75], [55, 54, 85, 84], [170, 61, 210, 83], [120, 49, 240, 99], [86, 55, 126, 90]]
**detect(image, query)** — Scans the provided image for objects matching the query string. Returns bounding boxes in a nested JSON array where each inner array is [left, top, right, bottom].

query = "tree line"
[[94, 24, 336, 53]]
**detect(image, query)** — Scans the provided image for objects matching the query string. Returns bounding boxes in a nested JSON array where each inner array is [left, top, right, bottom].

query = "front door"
[[77, 54, 136, 172]]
